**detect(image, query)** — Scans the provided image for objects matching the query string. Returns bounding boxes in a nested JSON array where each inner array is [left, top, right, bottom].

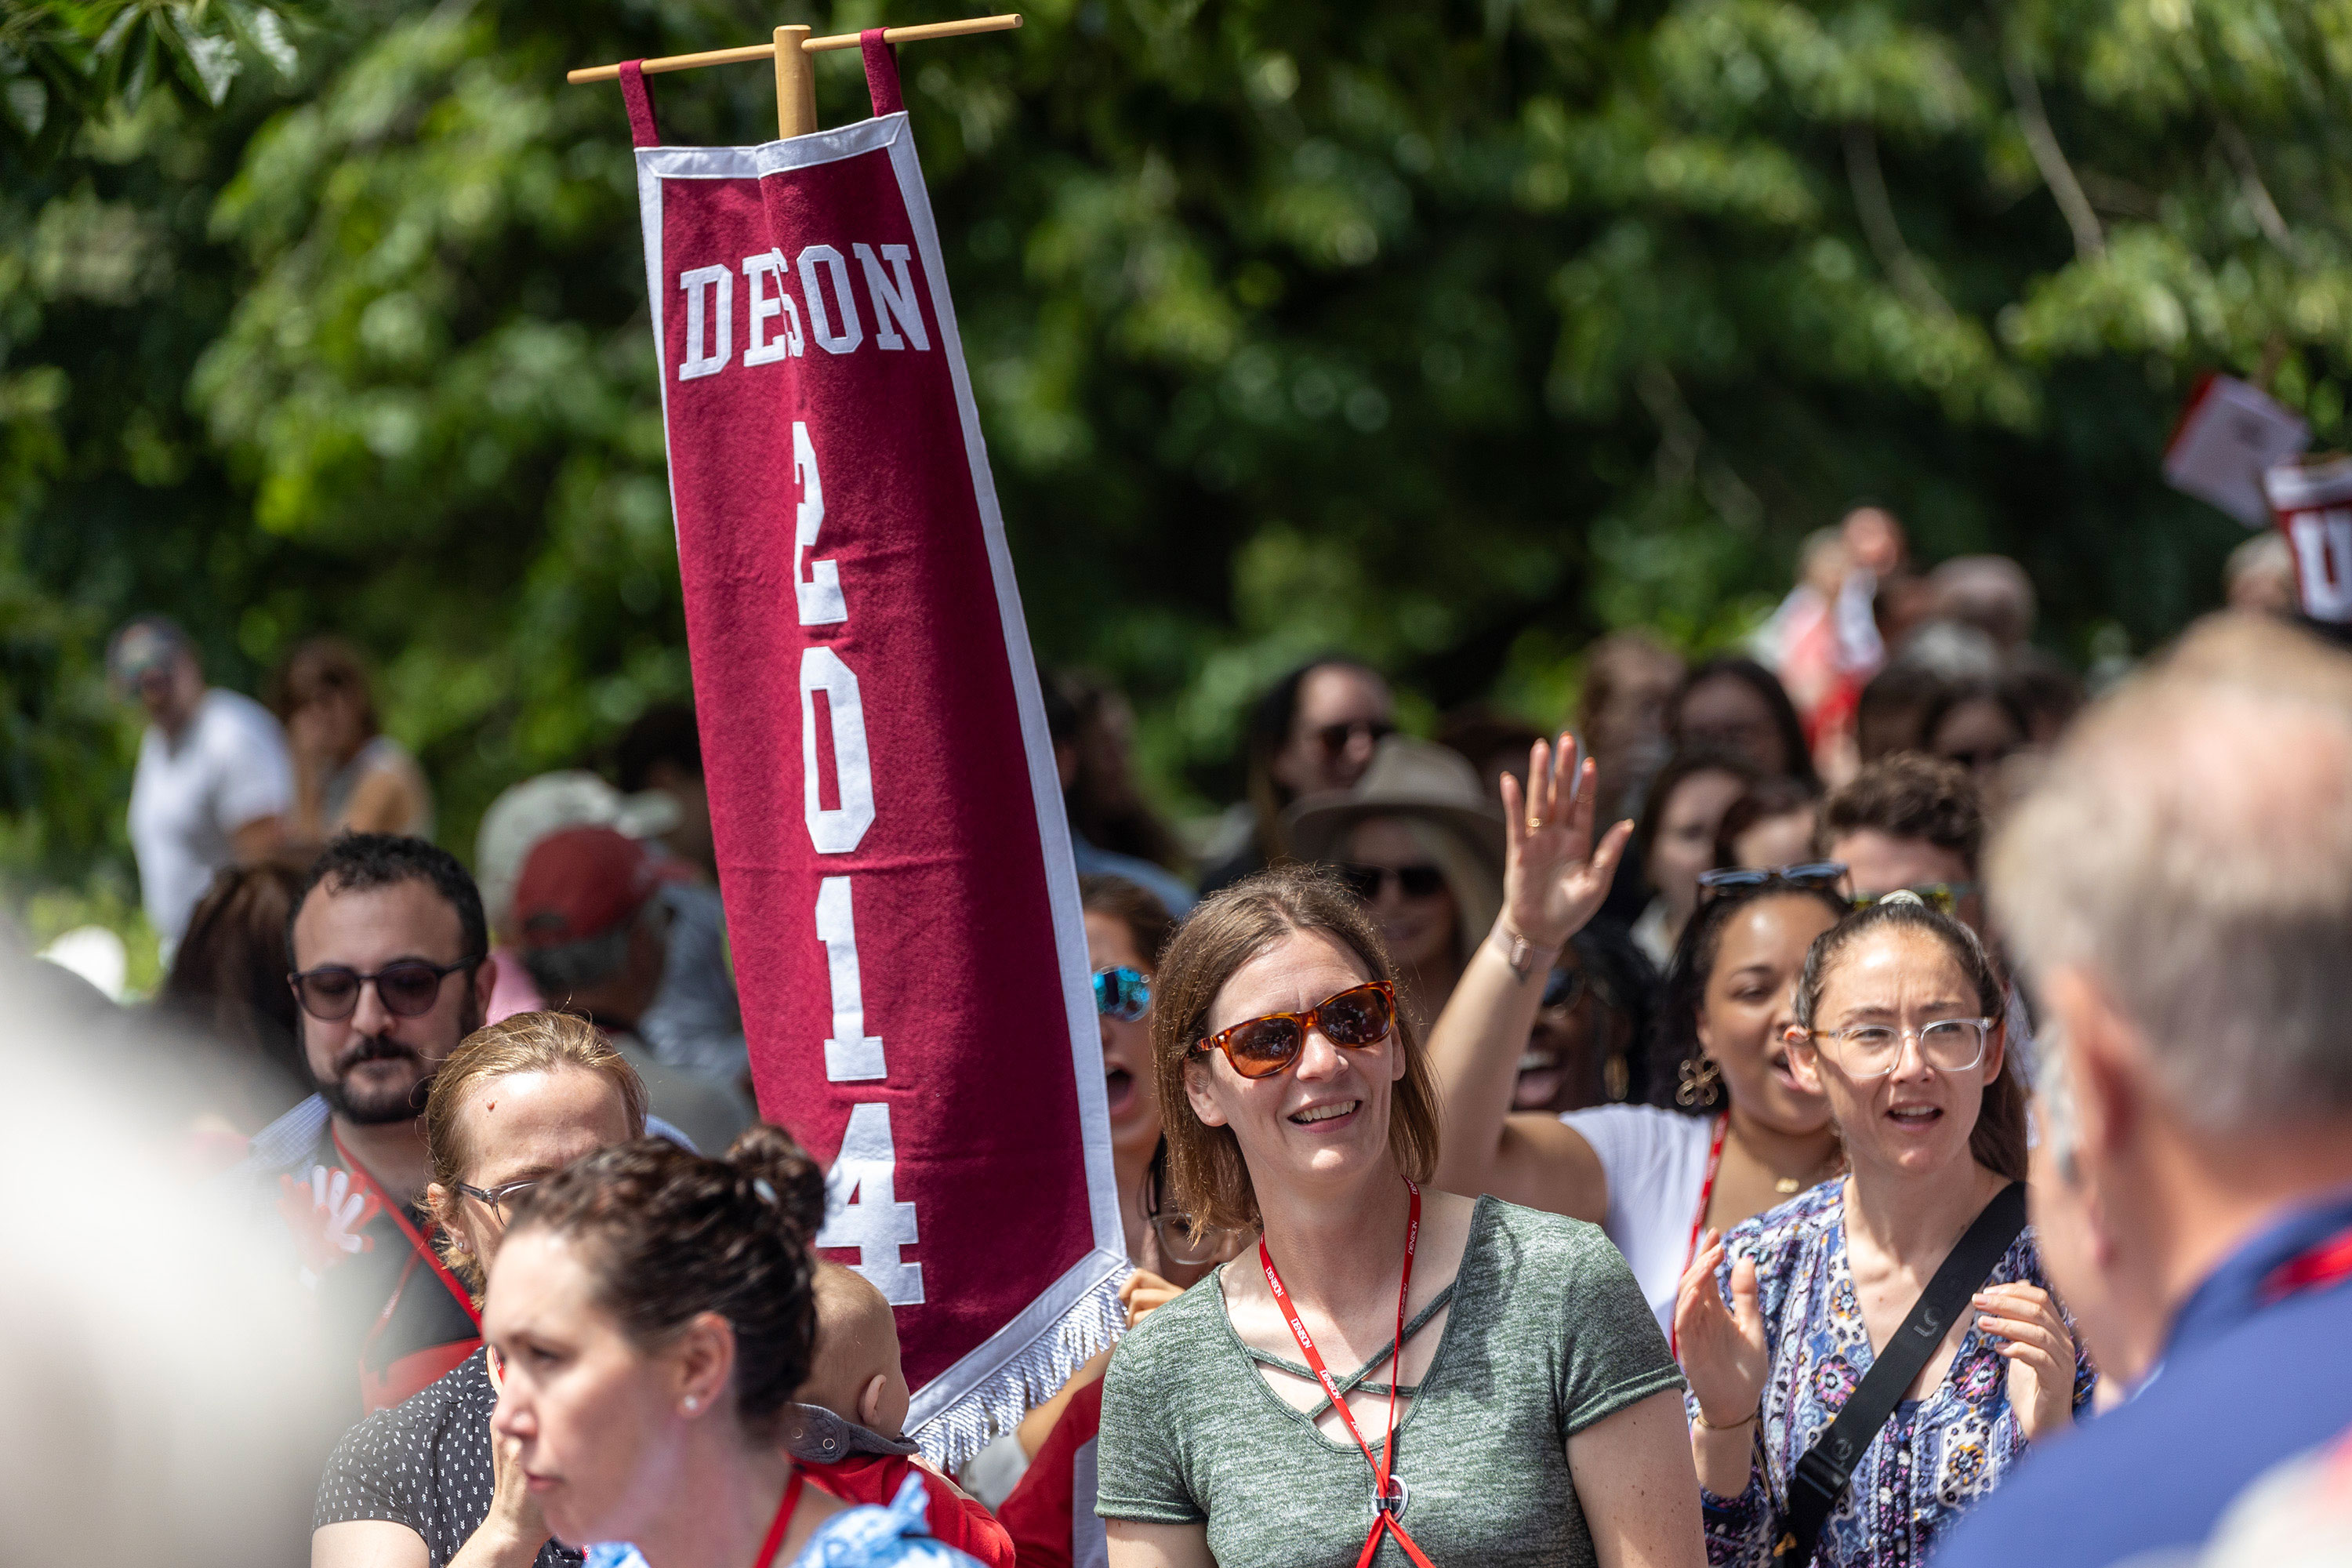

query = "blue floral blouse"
[[585, 1473, 977, 1568], [1692, 1181, 2096, 1568]]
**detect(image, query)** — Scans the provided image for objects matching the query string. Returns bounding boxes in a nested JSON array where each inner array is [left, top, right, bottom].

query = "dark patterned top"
[[315, 1348, 583, 1566], [1694, 1181, 2098, 1568]]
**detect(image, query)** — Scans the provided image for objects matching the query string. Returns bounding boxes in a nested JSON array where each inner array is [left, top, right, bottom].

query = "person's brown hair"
[[268, 635, 379, 736], [1821, 753, 1984, 873], [1794, 899, 2027, 1181], [1080, 874, 1178, 971], [1149, 864, 1440, 1236], [504, 1125, 826, 1437], [158, 862, 308, 1101], [424, 1011, 648, 1287]]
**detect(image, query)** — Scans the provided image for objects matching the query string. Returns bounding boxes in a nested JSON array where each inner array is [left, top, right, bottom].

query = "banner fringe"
[[909, 1266, 1127, 1473]]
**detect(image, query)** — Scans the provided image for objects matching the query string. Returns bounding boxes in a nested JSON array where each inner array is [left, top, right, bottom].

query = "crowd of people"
[[11, 503, 2350, 1568]]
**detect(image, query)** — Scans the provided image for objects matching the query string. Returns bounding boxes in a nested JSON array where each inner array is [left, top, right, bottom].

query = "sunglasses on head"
[[1338, 862, 1446, 902], [1697, 861, 1848, 899], [1312, 718, 1395, 758], [289, 956, 480, 1022], [1094, 965, 1151, 1022], [1853, 880, 1977, 916], [1194, 980, 1397, 1080]]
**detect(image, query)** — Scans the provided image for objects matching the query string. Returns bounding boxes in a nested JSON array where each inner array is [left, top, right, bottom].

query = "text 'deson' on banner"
[[614, 39, 1123, 1468]]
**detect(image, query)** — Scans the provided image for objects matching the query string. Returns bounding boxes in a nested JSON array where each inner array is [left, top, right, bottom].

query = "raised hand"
[[1674, 1232, 1768, 1428], [1975, 1282, 2078, 1443], [1496, 732, 1635, 951]]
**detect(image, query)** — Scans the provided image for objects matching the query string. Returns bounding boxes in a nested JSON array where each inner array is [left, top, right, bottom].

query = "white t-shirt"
[[129, 689, 293, 947], [1559, 1102, 1718, 1335]]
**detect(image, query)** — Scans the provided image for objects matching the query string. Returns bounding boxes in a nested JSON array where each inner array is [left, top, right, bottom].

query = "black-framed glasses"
[[1312, 718, 1396, 758], [1338, 862, 1446, 902], [1697, 862, 1848, 899], [1799, 1017, 1995, 1079], [289, 956, 481, 1022], [1094, 965, 1151, 1022], [1852, 881, 1977, 916], [453, 1177, 542, 1222]]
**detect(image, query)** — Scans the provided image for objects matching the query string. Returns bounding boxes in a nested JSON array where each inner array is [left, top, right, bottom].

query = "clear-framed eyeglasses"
[[453, 1176, 542, 1223], [1798, 1017, 1994, 1080]]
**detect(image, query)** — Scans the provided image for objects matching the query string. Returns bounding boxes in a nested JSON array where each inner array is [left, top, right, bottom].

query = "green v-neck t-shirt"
[[1095, 1194, 1684, 1566]]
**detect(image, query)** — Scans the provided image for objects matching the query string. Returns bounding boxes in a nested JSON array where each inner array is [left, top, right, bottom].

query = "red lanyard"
[[1258, 1181, 1436, 1568], [2261, 1219, 2352, 1305], [1671, 1114, 1731, 1359], [753, 1469, 807, 1568], [332, 1128, 483, 1330]]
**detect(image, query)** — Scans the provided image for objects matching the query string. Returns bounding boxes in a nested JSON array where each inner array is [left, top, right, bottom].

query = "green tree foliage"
[[2, 0, 2346, 920]]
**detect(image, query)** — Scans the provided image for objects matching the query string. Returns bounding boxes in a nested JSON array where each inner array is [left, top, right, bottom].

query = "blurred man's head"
[[1929, 555, 2037, 651], [512, 826, 670, 1033], [107, 617, 205, 738], [1823, 754, 1986, 935], [287, 835, 493, 1126], [1993, 613, 2352, 1312]]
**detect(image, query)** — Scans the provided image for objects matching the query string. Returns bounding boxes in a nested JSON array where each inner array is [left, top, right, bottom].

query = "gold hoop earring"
[[1676, 1055, 1722, 1108]]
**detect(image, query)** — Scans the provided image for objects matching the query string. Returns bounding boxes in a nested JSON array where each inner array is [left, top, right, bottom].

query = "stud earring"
[[683, 1396, 702, 1414]]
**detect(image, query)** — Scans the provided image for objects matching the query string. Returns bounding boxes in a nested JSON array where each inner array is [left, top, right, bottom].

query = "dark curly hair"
[[504, 1123, 827, 1435], [1650, 878, 1850, 1116], [1821, 753, 1984, 873]]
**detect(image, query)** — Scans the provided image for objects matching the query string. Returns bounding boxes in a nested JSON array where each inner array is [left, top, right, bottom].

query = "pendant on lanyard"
[[1258, 1180, 1438, 1568]]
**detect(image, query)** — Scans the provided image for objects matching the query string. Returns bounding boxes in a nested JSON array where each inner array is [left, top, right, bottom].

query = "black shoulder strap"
[[1773, 1180, 2027, 1566]]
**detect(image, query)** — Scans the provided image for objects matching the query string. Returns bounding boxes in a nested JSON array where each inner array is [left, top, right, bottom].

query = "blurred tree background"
[[2, 0, 2346, 955]]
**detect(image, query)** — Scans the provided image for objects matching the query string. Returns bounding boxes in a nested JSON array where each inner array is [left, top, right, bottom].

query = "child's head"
[[794, 1263, 910, 1438]]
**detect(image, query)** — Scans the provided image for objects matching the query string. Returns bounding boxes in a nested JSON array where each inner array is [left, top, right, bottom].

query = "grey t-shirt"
[[1095, 1195, 1683, 1567]]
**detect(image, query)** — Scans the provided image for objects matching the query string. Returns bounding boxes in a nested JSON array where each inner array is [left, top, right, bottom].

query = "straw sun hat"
[[1280, 737, 1507, 966]]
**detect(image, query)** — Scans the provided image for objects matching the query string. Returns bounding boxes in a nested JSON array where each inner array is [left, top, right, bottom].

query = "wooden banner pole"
[[567, 14, 1022, 86], [774, 24, 817, 139]]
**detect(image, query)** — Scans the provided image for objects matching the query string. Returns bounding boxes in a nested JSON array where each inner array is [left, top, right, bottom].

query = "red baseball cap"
[[512, 826, 659, 949]]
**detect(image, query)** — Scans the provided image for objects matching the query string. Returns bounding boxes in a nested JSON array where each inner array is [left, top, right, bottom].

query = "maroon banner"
[[619, 51, 1123, 1464]]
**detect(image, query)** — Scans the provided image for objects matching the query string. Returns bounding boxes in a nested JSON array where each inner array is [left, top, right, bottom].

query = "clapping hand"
[[1496, 733, 1635, 952], [1674, 1230, 1767, 1430], [1975, 1283, 2078, 1442]]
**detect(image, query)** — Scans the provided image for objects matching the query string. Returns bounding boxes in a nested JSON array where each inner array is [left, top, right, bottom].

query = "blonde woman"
[[313, 1011, 648, 1568]]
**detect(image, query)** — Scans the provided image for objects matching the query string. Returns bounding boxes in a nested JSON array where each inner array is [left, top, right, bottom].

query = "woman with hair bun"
[[482, 1127, 977, 1568]]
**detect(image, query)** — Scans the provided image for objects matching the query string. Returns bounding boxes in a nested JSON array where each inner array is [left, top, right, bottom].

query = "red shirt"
[[804, 1453, 1015, 1568], [994, 1378, 1105, 1568]]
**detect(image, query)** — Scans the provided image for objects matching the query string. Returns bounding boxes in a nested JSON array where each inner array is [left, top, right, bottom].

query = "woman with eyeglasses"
[[1097, 863, 1703, 1568], [1198, 658, 1396, 896], [1675, 895, 2092, 1567], [314, 1010, 648, 1568], [1283, 736, 1506, 1032], [1428, 737, 1850, 1338], [992, 877, 1251, 1566]]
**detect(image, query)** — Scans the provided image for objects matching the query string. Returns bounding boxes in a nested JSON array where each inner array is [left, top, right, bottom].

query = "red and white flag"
[[615, 38, 1123, 1465], [2266, 456, 2352, 625]]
